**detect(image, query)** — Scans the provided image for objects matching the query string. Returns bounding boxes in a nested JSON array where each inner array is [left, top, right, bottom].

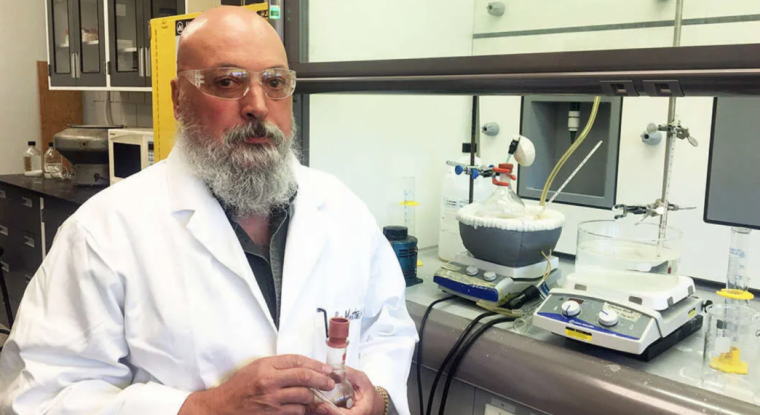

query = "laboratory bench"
[[0, 175, 104, 328], [405, 248, 760, 415], [0, 174, 757, 414]]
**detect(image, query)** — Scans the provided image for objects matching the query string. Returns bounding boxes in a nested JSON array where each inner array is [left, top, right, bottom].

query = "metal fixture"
[[482, 122, 500, 136], [487, 2, 505, 16]]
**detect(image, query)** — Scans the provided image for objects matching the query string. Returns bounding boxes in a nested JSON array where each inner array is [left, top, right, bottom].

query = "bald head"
[[177, 6, 287, 72]]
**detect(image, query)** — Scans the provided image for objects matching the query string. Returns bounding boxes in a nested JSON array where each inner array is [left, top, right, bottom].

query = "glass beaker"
[[701, 303, 760, 404], [575, 220, 683, 285]]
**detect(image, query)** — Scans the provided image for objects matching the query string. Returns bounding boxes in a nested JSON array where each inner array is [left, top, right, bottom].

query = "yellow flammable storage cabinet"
[[150, 3, 271, 161]]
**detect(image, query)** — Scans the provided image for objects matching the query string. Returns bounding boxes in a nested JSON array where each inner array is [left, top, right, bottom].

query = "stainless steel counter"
[[405, 248, 760, 415]]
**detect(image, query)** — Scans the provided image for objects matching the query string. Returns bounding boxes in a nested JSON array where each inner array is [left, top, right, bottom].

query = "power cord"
[[438, 316, 516, 415], [417, 295, 457, 415], [426, 311, 496, 415]]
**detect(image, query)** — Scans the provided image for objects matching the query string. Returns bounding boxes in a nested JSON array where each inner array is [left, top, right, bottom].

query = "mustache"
[[223, 120, 288, 147]]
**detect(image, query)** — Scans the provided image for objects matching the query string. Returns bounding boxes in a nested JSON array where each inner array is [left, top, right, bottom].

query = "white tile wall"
[[82, 91, 153, 128]]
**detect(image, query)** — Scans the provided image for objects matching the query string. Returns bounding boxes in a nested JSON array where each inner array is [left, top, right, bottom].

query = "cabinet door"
[[47, 0, 77, 87], [143, 0, 186, 86], [109, 0, 147, 86], [73, 0, 107, 86]]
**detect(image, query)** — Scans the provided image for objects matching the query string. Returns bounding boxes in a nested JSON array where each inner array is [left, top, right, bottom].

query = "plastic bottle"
[[44, 143, 63, 179], [321, 317, 355, 408], [438, 143, 491, 261], [23, 141, 43, 177]]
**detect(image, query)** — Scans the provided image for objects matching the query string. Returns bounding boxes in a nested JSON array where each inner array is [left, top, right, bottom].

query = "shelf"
[[84, 40, 100, 46], [57, 43, 69, 48], [118, 47, 137, 52]]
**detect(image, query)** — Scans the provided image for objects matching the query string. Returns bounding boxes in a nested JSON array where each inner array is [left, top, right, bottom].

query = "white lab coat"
[[0, 149, 418, 415]]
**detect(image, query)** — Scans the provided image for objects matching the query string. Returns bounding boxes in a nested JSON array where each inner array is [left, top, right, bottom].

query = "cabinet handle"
[[24, 236, 35, 248], [75, 52, 80, 79], [71, 53, 76, 79], [0, 189, 5, 199], [0, 261, 8, 274], [145, 46, 151, 78], [0, 225, 8, 236], [138, 47, 145, 78], [21, 197, 33, 208]]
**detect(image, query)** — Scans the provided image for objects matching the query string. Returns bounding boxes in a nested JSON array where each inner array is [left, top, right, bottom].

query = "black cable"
[[417, 295, 457, 415], [438, 316, 516, 415], [426, 311, 496, 415]]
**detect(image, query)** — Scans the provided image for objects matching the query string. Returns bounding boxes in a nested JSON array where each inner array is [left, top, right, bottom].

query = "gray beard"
[[176, 116, 299, 219]]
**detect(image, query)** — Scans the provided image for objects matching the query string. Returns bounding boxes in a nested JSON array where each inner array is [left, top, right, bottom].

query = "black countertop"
[[0, 175, 104, 206]]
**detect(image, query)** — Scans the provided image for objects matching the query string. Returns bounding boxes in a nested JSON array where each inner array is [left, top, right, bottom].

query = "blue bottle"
[[383, 226, 422, 287]]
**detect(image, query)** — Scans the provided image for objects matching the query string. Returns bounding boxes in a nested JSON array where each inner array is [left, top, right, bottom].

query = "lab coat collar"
[[164, 148, 328, 333]]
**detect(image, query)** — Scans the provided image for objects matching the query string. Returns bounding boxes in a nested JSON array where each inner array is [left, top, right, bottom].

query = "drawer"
[[0, 220, 9, 250], [0, 183, 8, 219], [0, 260, 32, 305], [13, 229, 43, 271], [8, 188, 42, 234]]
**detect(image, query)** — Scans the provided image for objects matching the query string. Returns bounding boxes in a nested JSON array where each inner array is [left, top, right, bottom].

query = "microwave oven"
[[108, 128, 154, 185]]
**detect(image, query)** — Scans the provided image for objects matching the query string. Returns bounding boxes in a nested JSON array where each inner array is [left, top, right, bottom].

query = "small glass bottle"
[[322, 317, 355, 409], [44, 143, 63, 179], [23, 141, 43, 177]]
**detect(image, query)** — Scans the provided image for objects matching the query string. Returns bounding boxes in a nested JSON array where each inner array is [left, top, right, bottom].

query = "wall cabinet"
[[47, 0, 108, 87], [108, 0, 185, 87], [46, 0, 189, 90]]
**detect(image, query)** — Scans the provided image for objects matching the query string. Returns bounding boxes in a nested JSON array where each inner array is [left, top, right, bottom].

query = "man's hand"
[[310, 367, 385, 415], [179, 354, 335, 415]]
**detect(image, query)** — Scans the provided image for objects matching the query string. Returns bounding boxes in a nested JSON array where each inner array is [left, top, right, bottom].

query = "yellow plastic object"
[[710, 347, 749, 375], [398, 201, 420, 207], [717, 289, 755, 301], [150, 4, 270, 162], [417, 260, 423, 267]]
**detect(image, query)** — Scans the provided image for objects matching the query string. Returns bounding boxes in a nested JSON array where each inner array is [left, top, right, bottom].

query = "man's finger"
[[280, 404, 308, 415], [272, 354, 333, 375], [276, 387, 316, 405], [274, 368, 336, 390]]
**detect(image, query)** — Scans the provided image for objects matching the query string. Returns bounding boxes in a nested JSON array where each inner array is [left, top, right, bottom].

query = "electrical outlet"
[[485, 403, 516, 415]]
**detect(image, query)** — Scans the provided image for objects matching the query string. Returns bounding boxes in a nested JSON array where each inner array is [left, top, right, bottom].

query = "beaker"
[[575, 220, 683, 286], [701, 303, 760, 404]]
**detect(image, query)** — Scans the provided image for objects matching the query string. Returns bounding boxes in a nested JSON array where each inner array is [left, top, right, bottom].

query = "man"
[[0, 7, 417, 415]]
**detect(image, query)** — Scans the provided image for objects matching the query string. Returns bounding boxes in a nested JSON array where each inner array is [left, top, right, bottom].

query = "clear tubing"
[[540, 96, 602, 205]]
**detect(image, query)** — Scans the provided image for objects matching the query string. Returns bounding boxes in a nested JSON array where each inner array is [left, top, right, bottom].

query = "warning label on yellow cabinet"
[[565, 327, 593, 342]]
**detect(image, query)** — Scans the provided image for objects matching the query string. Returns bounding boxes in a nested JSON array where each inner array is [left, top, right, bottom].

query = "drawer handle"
[[24, 236, 35, 248], [21, 197, 33, 208], [0, 189, 5, 199], [0, 261, 8, 274], [0, 225, 7, 236]]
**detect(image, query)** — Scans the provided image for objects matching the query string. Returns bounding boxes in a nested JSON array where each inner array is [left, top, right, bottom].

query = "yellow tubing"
[[540, 96, 602, 206]]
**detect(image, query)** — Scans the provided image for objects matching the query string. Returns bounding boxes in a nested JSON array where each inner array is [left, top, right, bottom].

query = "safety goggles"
[[177, 67, 297, 100]]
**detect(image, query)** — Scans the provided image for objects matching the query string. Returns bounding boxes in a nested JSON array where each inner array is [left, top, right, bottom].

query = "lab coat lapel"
[[280, 163, 328, 328], [165, 149, 277, 332]]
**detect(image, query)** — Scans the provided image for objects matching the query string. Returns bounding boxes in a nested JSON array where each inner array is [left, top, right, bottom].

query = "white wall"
[[82, 91, 153, 127], [473, 0, 760, 287], [307, 0, 476, 249], [0, 2, 49, 174]]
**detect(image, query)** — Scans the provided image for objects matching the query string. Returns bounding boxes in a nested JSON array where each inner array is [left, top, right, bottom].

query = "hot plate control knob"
[[598, 310, 619, 327], [465, 266, 479, 276], [561, 301, 581, 317]]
